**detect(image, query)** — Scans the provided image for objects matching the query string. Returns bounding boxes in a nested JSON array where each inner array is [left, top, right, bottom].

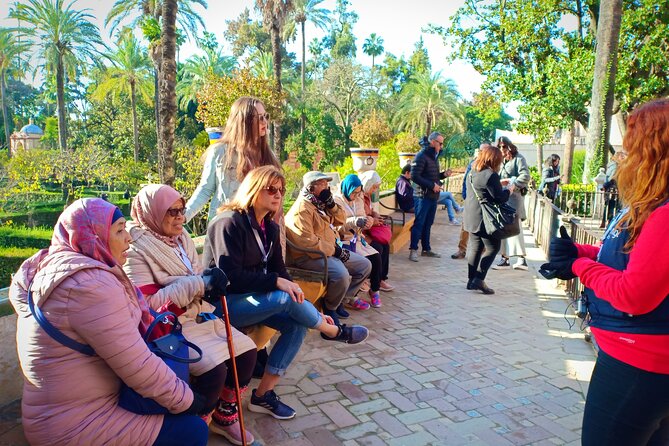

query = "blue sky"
[[1, 0, 487, 101]]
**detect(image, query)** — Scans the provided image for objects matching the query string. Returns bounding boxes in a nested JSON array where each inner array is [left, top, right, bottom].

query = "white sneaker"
[[512, 258, 528, 271], [492, 257, 511, 270]]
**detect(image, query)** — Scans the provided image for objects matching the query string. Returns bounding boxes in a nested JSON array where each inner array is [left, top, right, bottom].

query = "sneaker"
[[379, 280, 395, 292], [409, 249, 419, 262], [335, 304, 350, 319], [455, 206, 464, 214], [513, 258, 529, 271], [448, 219, 461, 226], [470, 278, 495, 294], [421, 250, 441, 258], [209, 419, 255, 446], [492, 257, 511, 270], [369, 291, 381, 308], [451, 250, 466, 259], [249, 389, 296, 420], [359, 279, 370, 293], [321, 324, 369, 344], [347, 298, 370, 311]]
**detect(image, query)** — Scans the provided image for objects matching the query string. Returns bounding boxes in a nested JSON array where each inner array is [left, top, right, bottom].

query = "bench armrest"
[[285, 238, 328, 284]]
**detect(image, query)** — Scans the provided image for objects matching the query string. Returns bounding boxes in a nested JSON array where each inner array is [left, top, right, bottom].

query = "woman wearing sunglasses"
[[185, 96, 281, 223], [124, 184, 258, 445], [203, 166, 369, 421]]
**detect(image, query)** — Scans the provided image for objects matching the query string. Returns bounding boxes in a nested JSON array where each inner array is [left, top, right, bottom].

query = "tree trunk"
[[1, 70, 10, 155], [150, 45, 162, 162], [130, 80, 140, 162], [271, 25, 283, 157], [562, 122, 576, 184], [300, 20, 305, 138], [583, 0, 623, 183], [615, 110, 627, 138], [56, 53, 68, 152], [159, 0, 178, 185], [536, 143, 544, 172]]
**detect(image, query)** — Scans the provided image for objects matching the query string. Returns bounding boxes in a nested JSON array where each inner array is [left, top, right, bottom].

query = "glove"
[[334, 244, 342, 258], [202, 267, 229, 304], [539, 259, 577, 280], [355, 217, 367, 228], [179, 392, 208, 416], [339, 248, 351, 263], [549, 226, 578, 262], [318, 188, 336, 209]]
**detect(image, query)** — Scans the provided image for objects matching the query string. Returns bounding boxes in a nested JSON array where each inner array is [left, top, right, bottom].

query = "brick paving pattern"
[[0, 213, 596, 445]]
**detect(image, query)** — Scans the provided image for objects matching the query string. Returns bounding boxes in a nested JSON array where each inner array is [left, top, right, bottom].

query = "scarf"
[[302, 187, 327, 212], [130, 184, 184, 248]]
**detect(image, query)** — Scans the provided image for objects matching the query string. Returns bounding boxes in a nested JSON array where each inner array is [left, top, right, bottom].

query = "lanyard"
[[247, 215, 272, 274], [174, 243, 194, 274]]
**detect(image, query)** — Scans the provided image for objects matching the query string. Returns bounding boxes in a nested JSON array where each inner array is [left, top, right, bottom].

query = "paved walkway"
[[0, 211, 596, 445]]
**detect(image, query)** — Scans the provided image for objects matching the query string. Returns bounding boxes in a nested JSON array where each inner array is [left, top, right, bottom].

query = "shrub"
[[350, 111, 393, 148], [0, 246, 39, 288], [570, 150, 586, 184], [394, 131, 420, 154], [0, 226, 52, 249]]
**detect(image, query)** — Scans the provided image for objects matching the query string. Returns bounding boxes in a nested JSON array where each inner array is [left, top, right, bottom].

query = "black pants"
[[190, 349, 257, 411], [466, 232, 501, 281], [582, 350, 669, 446], [370, 240, 390, 281], [365, 252, 382, 292]]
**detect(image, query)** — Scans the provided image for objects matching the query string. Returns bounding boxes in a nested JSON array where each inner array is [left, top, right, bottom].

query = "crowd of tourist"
[[9, 95, 669, 445]]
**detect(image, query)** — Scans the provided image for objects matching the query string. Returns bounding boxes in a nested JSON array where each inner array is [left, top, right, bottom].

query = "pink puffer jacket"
[[9, 249, 193, 446]]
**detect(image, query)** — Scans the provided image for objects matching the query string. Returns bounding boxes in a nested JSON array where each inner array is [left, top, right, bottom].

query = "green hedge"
[[0, 246, 39, 288], [0, 199, 131, 229], [0, 226, 53, 250]]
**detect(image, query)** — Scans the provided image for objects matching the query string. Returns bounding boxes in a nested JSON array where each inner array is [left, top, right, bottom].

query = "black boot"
[[466, 279, 475, 290], [471, 278, 494, 294]]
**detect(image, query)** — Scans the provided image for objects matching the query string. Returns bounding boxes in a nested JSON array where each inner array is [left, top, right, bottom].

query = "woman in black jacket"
[[204, 166, 368, 421], [463, 144, 512, 294]]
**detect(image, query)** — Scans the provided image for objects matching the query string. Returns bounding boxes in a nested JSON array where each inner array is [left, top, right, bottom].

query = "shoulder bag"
[[470, 175, 521, 240], [28, 287, 202, 415]]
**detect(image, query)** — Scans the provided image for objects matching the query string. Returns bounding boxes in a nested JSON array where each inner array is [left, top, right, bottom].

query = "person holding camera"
[[492, 136, 531, 271], [124, 184, 258, 445], [540, 99, 669, 445]]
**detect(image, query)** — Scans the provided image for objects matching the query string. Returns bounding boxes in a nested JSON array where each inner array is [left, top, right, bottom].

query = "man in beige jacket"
[[285, 171, 372, 324]]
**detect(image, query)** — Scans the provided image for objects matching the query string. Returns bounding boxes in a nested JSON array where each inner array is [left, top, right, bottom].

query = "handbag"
[[470, 175, 521, 240], [27, 287, 202, 415], [366, 224, 392, 245]]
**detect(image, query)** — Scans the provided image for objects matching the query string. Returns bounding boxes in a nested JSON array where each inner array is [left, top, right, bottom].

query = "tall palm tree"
[[159, 0, 178, 185], [93, 29, 153, 162], [248, 50, 274, 80], [10, 0, 104, 152], [256, 0, 293, 154], [394, 71, 464, 137], [362, 33, 384, 69], [177, 49, 236, 110], [0, 28, 30, 154]]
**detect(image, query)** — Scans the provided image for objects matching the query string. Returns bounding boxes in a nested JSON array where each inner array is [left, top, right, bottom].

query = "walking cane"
[[219, 293, 248, 446]]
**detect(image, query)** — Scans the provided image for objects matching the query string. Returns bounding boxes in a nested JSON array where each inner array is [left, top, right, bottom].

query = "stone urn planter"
[[350, 148, 380, 174], [398, 152, 416, 169], [206, 126, 225, 144]]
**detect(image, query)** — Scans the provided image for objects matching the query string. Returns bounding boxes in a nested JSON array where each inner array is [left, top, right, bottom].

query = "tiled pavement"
[[0, 212, 596, 445]]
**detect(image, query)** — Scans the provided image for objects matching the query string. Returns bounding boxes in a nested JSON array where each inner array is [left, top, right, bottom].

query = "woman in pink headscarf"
[[9, 198, 208, 446], [124, 184, 257, 445]]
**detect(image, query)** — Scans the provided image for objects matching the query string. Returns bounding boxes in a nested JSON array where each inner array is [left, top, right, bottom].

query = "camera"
[[576, 294, 587, 319]]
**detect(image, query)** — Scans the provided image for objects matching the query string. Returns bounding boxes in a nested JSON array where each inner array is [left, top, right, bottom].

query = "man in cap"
[[285, 171, 372, 326]]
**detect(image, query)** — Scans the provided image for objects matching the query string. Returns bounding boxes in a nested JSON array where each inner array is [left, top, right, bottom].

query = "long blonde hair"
[[616, 98, 669, 249], [205, 96, 280, 181], [218, 165, 285, 219]]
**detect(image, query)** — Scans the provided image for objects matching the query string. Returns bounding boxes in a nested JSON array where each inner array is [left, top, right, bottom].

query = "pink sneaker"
[[369, 291, 382, 308], [348, 298, 370, 310], [210, 419, 254, 446]]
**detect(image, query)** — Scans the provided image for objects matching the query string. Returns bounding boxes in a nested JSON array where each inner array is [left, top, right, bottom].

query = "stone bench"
[[378, 192, 415, 254]]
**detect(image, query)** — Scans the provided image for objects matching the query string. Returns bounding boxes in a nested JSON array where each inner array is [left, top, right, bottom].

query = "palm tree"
[[394, 71, 464, 137], [248, 50, 274, 80], [10, 0, 104, 152], [177, 49, 236, 111], [0, 28, 30, 154], [256, 0, 294, 154], [93, 29, 153, 162], [362, 33, 384, 69], [159, 0, 178, 185]]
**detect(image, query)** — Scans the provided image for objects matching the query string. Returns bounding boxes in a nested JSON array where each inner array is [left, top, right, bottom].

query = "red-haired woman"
[[463, 144, 511, 294], [541, 98, 669, 445]]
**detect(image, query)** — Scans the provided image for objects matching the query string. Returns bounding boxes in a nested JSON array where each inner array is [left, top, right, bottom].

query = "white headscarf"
[[359, 170, 381, 194]]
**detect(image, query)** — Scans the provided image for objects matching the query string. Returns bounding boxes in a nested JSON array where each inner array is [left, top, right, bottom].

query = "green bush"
[[0, 246, 39, 288], [0, 226, 52, 249], [570, 150, 586, 183]]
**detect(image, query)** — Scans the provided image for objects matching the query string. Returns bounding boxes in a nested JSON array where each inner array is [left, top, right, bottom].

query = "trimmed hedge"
[[0, 226, 53, 250], [0, 246, 39, 288]]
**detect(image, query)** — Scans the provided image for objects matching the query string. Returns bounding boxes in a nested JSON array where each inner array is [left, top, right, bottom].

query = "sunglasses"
[[264, 185, 286, 196], [165, 207, 186, 217], [256, 112, 270, 123]]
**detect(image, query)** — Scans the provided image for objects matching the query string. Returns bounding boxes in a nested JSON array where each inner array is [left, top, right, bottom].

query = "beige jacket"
[[124, 225, 257, 375], [285, 195, 346, 260], [333, 194, 378, 257]]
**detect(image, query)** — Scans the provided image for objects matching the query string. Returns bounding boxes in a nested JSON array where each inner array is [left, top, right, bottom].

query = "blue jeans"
[[410, 197, 438, 251], [437, 191, 461, 221], [153, 415, 208, 446], [582, 350, 669, 446], [225, 290, 322, 376]]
